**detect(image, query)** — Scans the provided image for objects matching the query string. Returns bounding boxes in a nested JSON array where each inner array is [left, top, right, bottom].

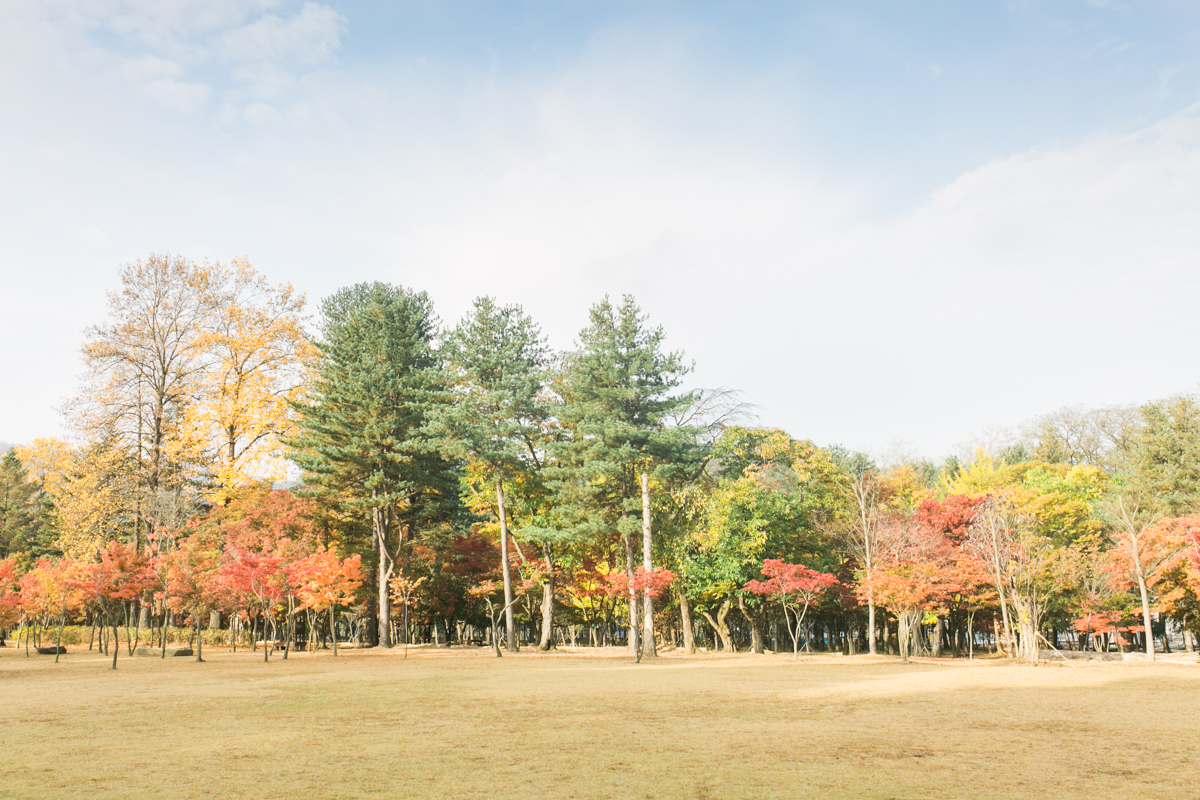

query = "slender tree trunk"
[[785, 606, 800, 658], [374, 503, 393, 649], [331, 604, 339, 657], [538, 545, 555, 650], [194, 605, 204, 663], [497, 478, 517, 653], [129, 602, 141, 655], [967, 611, 974, 659], [622, 514, 639, 661], [990, 541, 1015, 659], [1132, 561, 1155, 661], [640, 473, 656, 660], [160, 603, 169, 659], [1185, 629, 1195, 653], [55, 604, 65, 664], [867, 603, 877, 655], [678, 587, 696, 654], [111, 621, 120, 670], [737, 593, 764, 654]]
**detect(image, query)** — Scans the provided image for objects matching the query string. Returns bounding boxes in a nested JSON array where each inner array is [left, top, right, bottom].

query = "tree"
[[1130, 396, 1200, 515], [16, 438, 132, 561], [436, 297, 551, 653], [1106, 495, 1187, 660], [168, 528, 223, 662], [746, 559, 838, 657], [291, 548, 364, 657], [859, 513, 957, 663], [679, 428, 842, 655], [220, 547, 288, 662], [68, 254, 219, 546], [71, 542, 155, 669], [0, 557, 19, 644], [837, 468, 883, 654], [549, 295, 698, 660], [288, 282, 458, 649], [0, 450, 50, 557], [180, 259, 316, 505], [966, 492, 1071, 663]]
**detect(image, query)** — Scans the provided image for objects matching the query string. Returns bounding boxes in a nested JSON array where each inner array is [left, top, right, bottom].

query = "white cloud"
[[3, 11, 1200, 455], [217, 2, 345, 65], [144, 77, 211, 112]]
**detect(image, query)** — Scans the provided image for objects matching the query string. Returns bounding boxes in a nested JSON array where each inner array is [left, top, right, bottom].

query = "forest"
[[2, 252, 1199, 668]]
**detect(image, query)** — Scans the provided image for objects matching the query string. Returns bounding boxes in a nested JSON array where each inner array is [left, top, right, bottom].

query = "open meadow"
[[1, 645, 1197, 800]]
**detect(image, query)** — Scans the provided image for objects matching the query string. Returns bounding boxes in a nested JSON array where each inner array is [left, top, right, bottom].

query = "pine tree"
[[287, 282, 458, 648], [550, 295, 698, 659], [0, 450, 52, 557], [435, 297, 551, 652]]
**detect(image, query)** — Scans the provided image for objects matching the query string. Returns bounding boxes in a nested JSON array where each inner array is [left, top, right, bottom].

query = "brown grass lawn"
[[0, 643, 1197, 799]]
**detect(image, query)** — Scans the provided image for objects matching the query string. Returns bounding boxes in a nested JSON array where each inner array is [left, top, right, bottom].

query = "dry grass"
[[1, 643, 1197, 799]]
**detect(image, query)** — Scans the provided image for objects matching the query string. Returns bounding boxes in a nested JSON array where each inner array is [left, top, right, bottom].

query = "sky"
[[3, 1, 1200, 460]]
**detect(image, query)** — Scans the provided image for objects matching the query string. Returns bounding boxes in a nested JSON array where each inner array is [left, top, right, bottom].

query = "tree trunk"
[[195, 606, 204, 663], [700, 599, 734, 652], [263, 602, 271, 662], [55, 605, 65, 664], [678, 587, 696, 654], [737, 594, 764, 654], [967, 611, 974, 659], [867, 602, 877, 655], [497, 478, 517, 653], [640, 473, 656, 660], [537, 548, 555, 651], [622, 522, 639, 660], [374, 505, 393, 649], [932, 616, 944, 658], [111, 621, 120, 670], [331, 605, 338, 657], [1135, 573, 1155, 661], [1185, 629, 1195, 653], [160, 603, 169, 658], [283, 597, 293, 661]]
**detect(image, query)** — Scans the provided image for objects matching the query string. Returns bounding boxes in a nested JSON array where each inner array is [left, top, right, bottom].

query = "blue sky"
[[3, 1, 1200, 459]]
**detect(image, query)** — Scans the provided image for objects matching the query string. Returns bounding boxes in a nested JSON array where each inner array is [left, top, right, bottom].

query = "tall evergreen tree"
[[1129, 395, 1200, 515], [0, 450, 53, 557], [550, 295, 698, 659], [435, 297, 551, 652], [288, 282, 458, 648]]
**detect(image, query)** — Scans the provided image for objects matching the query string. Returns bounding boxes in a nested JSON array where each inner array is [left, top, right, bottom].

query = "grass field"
[[1, 643, 1197, 799]]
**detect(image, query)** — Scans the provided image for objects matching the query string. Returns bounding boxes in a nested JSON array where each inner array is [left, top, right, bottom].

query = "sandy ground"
[[0, 643, 1197, 799]]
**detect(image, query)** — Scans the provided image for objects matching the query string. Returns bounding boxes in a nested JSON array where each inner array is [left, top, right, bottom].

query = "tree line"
[[3, 252, 1200, 666]]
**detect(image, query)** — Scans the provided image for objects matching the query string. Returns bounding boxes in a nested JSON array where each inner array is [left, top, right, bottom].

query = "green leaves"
[[435, 296, 551, 478], [549, 295, 700, 538], [288, 282, 457, 526]]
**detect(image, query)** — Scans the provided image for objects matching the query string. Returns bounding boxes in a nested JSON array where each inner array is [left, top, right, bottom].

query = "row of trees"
[[0, 488, 363, 668], [5, 253, 1200, 666]]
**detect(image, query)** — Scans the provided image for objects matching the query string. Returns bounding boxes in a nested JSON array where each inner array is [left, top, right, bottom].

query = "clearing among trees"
[[1, 646, 1196, 799]]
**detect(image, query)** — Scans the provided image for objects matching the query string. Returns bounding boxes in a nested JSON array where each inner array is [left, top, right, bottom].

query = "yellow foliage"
[[180, 258, 317, 504], [18, 439, 131, 561]]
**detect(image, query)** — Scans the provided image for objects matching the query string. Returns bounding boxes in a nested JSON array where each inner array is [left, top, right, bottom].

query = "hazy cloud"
[[3, 3, 1200, 457], [217, 2, 345, 65]]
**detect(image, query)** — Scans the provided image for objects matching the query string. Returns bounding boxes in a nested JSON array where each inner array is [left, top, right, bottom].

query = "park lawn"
[[0, 644, 1197, 799]]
